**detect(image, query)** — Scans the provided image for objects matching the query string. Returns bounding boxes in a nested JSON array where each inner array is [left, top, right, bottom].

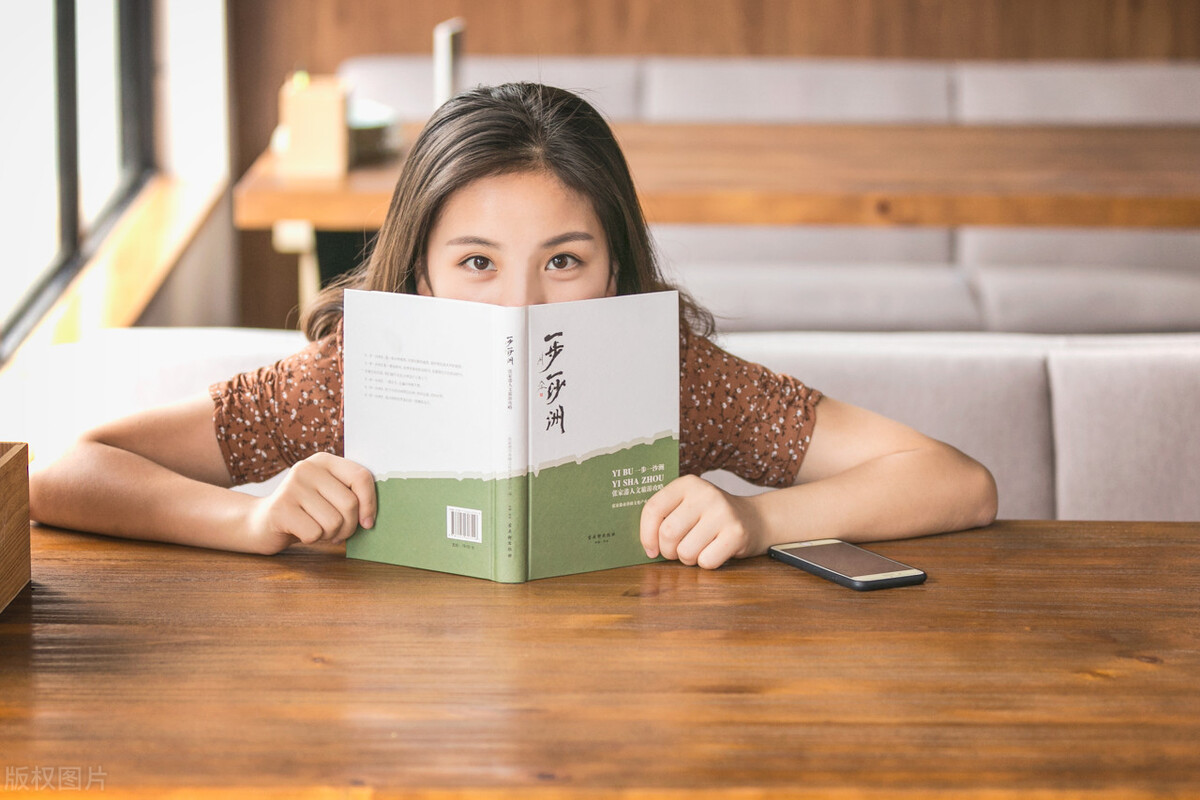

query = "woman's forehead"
[[431, 171, 605, 241]]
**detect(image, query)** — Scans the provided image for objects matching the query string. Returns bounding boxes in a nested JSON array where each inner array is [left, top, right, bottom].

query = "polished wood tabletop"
[[2, 519, 1199, 798], [233, 124, 1200, 230]]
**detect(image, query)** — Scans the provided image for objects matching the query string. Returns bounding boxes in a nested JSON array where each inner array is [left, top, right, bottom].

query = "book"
[[343, 290, 680, 582]]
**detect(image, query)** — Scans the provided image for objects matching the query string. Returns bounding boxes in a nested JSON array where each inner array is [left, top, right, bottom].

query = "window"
[[0, 0, 154, 363]]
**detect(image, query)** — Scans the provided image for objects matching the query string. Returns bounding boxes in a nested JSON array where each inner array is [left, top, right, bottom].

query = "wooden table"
[[2, 520, 1199, 798], [233, 124, 1200, 230]]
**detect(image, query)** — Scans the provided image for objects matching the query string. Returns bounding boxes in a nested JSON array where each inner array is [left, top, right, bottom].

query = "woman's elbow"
[[964, 456, 999, 530], [930, 443, 997, 531]]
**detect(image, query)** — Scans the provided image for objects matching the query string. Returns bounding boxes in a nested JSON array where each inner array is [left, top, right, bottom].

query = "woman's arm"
[[640, 397, 998, 569], [30, 394, 376, 555]]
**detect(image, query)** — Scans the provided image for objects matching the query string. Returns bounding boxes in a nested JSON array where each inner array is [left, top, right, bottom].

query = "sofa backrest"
[[960, 228, 1200, 334], [461, 57, 642, 120], [712, 331, 1200, 523], [955, 63, 1200, 125], [672, 262, 983, 333], [4, 327, 1198, 522], [712, 332, 1056, 520], [338, 55, 434, 124], [337, 54, 1200, 127], [338, 54, 644, 123], [1048, 340, 1200, 520], [653, 226, 978, 333], [641, 58, 953, 123]]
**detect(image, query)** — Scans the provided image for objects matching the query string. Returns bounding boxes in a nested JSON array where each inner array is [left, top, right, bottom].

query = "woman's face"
[[418, 170, 616, 306]]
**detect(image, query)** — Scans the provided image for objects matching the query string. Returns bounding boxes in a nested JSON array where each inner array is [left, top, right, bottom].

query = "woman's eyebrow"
[[541, 232, 595, 248], [445, 235, 500, 248]]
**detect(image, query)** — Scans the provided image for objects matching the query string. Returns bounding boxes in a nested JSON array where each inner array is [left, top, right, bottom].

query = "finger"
[[654, 500, 704, 562], [639, 480, 687, 557], [297, 491, 351, 542], [674, 518, 721, 566], [295, 455, 372, 536], [696, 531, 741, 571], [319, 455, 378, 530], [276, 502, 324, 545], [298, 467, 364, 540]]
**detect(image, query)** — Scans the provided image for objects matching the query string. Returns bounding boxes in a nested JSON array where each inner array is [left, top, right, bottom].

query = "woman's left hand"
[[639, 475, 763, 570]]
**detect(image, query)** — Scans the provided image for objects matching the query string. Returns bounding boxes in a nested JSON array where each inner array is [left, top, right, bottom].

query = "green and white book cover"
[[343, 290, 679, 582]]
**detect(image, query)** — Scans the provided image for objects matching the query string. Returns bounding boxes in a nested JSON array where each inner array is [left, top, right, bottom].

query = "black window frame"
[[1, 0, 156, 364]]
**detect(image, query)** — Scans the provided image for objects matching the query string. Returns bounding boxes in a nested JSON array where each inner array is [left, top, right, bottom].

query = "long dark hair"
[[302, 82, 713, 340]]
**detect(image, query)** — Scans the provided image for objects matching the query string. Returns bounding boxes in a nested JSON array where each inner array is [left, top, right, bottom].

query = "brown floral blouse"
[[210, 323, 822, 488]]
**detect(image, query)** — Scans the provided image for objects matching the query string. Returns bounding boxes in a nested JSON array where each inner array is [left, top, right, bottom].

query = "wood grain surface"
[[228, 1, 1200, 68], [0, 443, 30, 613], [233, 125, 1200, 231], [2, 519, 1199, 798]]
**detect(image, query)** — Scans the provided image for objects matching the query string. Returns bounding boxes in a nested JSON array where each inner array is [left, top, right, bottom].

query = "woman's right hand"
[[245, 452, 377, 555]]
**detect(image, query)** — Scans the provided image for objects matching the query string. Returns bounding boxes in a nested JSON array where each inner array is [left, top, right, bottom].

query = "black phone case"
[[769, 546, 927, 591]]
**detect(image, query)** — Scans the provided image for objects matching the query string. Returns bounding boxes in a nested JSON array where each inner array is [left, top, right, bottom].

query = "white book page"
[[527, 291, 679, 473], [344, 290, 522, 479]]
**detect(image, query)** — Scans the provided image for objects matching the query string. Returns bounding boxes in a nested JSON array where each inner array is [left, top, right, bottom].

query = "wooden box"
[[1, 442, 31, 613]]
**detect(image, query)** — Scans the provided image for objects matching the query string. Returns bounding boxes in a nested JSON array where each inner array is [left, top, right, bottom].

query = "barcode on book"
[[446, 506, 482, 543]]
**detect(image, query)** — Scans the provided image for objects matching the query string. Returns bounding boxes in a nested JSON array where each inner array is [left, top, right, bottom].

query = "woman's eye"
[[547, 254, 578, 271], [462, 256, 494, 272]]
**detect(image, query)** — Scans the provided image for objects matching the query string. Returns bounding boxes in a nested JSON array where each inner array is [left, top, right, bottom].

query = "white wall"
[[137, 192, 238, 327], [140, 0, 237, 327]]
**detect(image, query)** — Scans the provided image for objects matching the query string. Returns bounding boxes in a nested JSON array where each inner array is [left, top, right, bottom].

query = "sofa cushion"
[[653, 224, 953, 266], [961, 228, 1200, 334], [971, 264, 1200, 334], [643, 58, 953, 123], [955, 63, 1200, 125], [338, 54, 642, 122], [338, 55, 435, 123], [461, 57, 641, 121], [1049, 342, 1200, 520], [959, 228, 1200, 271], [669, 262, 983, 332], [708, 332, 1056, 520]]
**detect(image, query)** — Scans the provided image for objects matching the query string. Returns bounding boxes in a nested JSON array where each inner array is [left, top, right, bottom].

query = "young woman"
[[30, 83, 997, 568]]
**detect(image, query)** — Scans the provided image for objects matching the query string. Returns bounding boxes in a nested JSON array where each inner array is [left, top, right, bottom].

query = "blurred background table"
[[3, 519, 1199, 797], [234, 124, 1200, 230]]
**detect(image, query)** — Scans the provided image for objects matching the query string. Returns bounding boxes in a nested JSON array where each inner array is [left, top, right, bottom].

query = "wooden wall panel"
[[228, 0, 1200, 328], [756, 0, 1200, 60], [233, 0, 1200, 64], [229, 0, 313, 329]]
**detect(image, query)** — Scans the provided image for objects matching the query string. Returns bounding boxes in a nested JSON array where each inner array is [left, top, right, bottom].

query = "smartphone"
[[768, 538, 926, 591]]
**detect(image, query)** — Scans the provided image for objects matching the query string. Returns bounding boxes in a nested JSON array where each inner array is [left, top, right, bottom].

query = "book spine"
[[492, 308, 529, 583]]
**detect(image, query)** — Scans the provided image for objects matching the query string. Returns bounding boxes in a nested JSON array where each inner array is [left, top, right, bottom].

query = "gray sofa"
[[336, 55, 1200, 335], [710, 331, 1200, 522], [4, 327, 1196, 523], [337, 55, 1200, 127]]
